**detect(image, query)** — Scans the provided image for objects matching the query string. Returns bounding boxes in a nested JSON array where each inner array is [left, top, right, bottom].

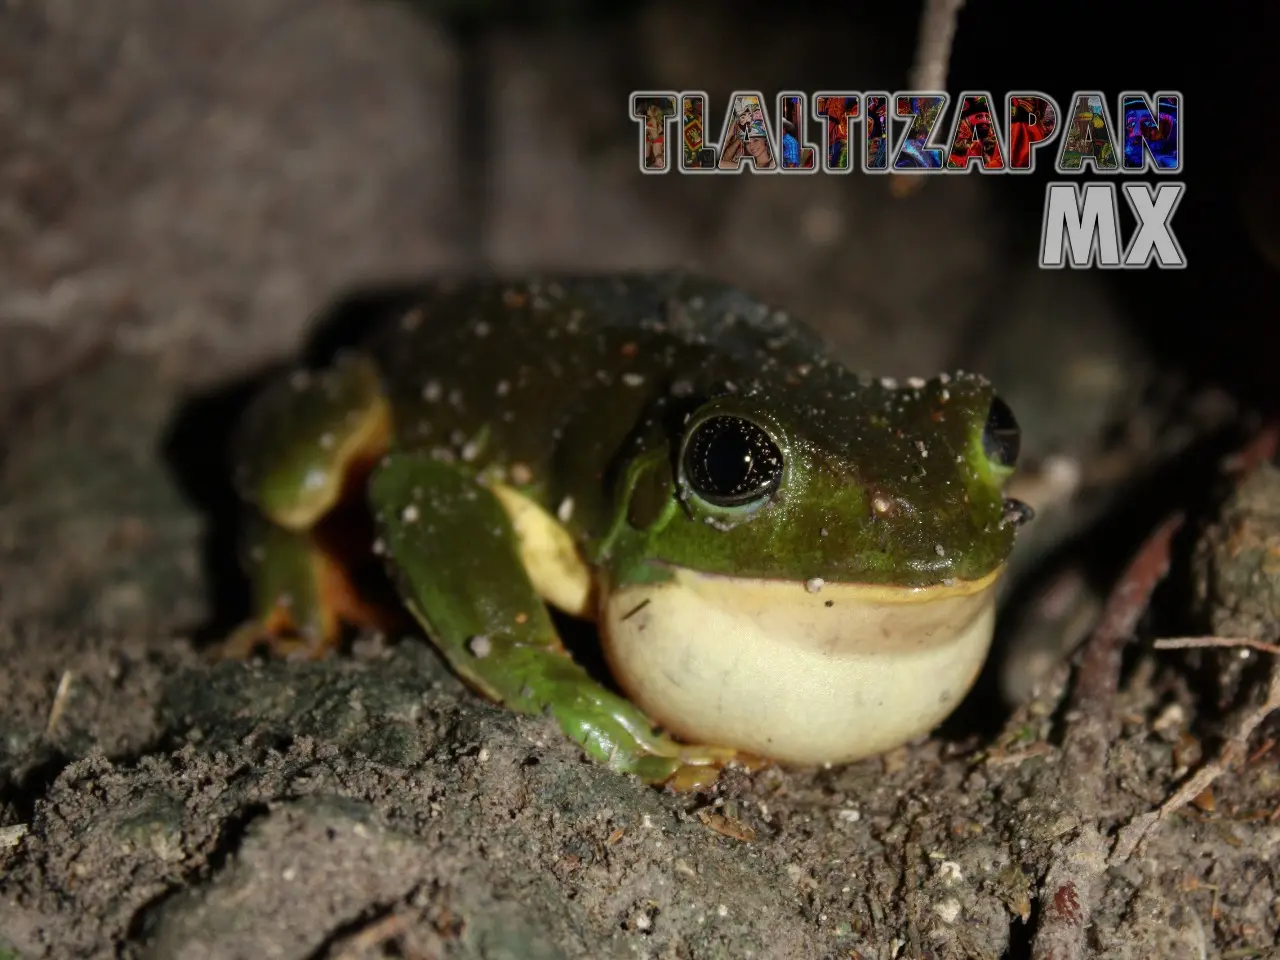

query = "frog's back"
[[364, 273, 836, 534]]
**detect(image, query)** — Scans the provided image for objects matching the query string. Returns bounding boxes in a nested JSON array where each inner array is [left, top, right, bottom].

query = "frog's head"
[[599, 371, 1030, 766]]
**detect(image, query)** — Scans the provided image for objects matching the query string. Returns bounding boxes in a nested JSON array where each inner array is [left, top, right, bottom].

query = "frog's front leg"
[[221, 353, 400, 660], [369, 452, 737, 789]]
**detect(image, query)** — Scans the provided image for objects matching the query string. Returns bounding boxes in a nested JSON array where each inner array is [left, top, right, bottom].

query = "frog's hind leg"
[[368, 450, 739, 789], [220, 512, 405, 660], [219, 353, 400, 661]]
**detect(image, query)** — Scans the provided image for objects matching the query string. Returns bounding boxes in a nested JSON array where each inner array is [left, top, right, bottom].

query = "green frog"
[[226, 274, 1030, 789]]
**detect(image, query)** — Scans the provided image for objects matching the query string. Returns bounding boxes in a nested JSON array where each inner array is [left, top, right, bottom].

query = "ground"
[[1, 1, 1276, 958]]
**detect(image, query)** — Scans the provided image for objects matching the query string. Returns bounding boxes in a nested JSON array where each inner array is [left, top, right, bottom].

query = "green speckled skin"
[[365, 274, 1014, 588], [229, 273, 1021, 786]]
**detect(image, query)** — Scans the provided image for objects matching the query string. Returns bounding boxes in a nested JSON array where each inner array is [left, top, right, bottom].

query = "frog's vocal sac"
[[224, 273, 1032, 790]]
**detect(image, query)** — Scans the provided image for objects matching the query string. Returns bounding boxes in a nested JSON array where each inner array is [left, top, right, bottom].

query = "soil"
[[1, 2, 1275, 958]]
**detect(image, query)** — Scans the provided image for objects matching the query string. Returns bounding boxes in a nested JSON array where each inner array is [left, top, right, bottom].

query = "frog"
[[225, 273, 1030, 790]]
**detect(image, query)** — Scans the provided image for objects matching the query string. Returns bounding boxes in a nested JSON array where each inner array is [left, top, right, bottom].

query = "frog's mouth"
[[599, 567, 1002, 767]]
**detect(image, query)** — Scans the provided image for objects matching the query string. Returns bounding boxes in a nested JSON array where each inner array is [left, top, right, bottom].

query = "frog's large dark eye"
[[982, 395, 1021, 468], [683, 416, 784, 507]]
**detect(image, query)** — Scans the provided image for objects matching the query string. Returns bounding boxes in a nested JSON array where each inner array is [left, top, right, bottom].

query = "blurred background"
[[1, 0, 1254, 396]]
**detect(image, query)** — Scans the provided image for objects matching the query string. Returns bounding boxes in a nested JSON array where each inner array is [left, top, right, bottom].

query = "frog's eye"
[[683, 416, 784, 508], [982, 395, 1021, 468]]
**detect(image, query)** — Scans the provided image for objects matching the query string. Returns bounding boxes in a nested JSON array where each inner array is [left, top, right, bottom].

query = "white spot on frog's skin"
[[880, 377, 898, 390], [557, 497, 574, 523], [495, 380, 510, 397], [935, 544, 946, 557], [819, 527, 829, 537], [318, 432, 335, 450], [422, 380, 442, 402], [915, 440, 928, 458], [622, 372, 645, 387], [468, 635, 492, 658], [401, 504, 420, 523], [805, 577, 825, 594], [836, 808, 860, 823], [716, 905, 729, 918], [872, 496, 891, 515]]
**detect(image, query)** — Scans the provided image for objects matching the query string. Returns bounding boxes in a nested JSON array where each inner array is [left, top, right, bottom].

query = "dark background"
[[438, 0, 1257, 403]]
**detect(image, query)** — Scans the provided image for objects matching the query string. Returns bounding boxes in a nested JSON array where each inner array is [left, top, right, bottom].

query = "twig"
[[1221, 420, 1279, 476], [1030, 512, 1184, 960], [1061, 514, 1185, 800], [893, 0, 967, 199], [44, 670, 74, 738], [1111, 641, 1280, 864], [328, 911, 411, 958], [1154, 636, 1280, 657], [908, 0, 967, 91]]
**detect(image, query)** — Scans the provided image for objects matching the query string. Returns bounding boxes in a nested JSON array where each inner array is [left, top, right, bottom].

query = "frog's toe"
[[625, 737, 748, 790], [662, 762, 725, 793], [213, 618, 337, 663]]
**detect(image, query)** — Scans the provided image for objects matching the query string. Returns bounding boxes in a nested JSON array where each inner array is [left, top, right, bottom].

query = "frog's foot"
[[216, 620, 326, 662], [549, 697, 744, 790], [630, 740, 743, 793], [216, 513, 402, 662]]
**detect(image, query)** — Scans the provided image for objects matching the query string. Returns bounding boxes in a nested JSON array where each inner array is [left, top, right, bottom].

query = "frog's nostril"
[[1002, 498, 1035, 527]]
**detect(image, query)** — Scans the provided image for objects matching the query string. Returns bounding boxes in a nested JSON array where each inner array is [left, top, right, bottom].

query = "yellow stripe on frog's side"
[[490, 483, 595, 618], [599, 565, 1005, 767]]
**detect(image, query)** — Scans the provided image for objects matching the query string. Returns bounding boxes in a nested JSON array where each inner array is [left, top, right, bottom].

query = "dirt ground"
[[1, 1, 1276, 958]]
